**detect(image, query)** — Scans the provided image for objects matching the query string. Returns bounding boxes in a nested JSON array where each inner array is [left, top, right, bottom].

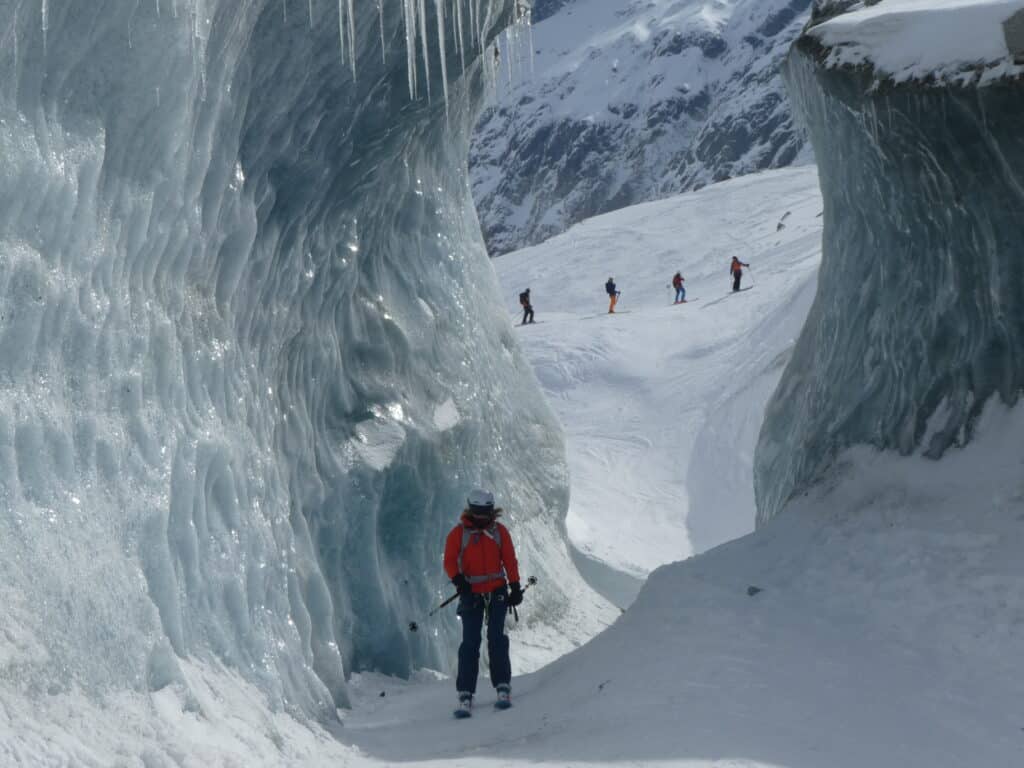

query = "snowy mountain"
[[470, 0, 814, 254]]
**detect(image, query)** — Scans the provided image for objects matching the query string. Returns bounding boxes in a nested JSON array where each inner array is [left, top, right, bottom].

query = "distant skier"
[[672, 272, 686, 304], [606, 277, 620, 313], [444, 489, 523, 719], [730, 257, 750, 292], [519, 288, 534, 325]]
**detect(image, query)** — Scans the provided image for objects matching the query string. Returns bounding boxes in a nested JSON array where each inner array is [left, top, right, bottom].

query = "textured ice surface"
[[0, 0, 603, 726], [756, 21, 1024, 521]]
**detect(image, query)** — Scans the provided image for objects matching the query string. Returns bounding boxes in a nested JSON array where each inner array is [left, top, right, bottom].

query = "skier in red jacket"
[[443, 489, 522, 717]]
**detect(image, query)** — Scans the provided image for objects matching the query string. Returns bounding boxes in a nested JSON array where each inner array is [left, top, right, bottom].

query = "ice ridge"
[[0, 0, 583, 723]]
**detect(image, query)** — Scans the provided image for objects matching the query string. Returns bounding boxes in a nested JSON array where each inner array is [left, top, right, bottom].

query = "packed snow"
[[810, 0, 1024, 83], [494, 166, 823, 600]]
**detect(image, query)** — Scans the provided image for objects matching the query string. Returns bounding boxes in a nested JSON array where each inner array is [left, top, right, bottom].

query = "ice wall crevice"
[[756, 30, 1024, 523], [0, 0, 590, 726]]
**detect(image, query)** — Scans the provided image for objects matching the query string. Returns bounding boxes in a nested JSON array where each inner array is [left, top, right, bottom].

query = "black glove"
[[508, 581, 523, 607], [452, 574, 472, 597]]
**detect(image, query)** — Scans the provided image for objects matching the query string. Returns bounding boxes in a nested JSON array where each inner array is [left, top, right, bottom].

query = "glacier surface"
[[756, 1, 1024, 521], [0, 0, 605, 728]]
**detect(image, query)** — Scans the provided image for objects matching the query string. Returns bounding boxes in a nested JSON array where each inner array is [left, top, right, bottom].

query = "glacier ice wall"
[[0, 0, 580, 720], [755, 26, 1024, 522]]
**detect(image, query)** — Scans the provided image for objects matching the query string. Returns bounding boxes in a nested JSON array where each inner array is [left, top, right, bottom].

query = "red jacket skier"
[[443, 489, 523, 717], [730, 256, 750, 292]]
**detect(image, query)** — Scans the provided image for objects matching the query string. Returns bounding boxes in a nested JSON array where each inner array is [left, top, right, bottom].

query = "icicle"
[[346, 0, 356, 79], [434, 0, 448, 115], [403, 0, 417, 99], [308, 0, 313, 28], [283, 0, 288, 23], [417, 0, 431, 102], [342, 0, 350, 65], [527, 4, 535, 76], [454, 0, 466, 73], [377, 0, 386, 64], [40, 0, 47, 55]]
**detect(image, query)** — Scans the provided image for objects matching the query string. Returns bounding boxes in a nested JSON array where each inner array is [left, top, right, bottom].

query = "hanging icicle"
[[41, 0, 48, 55], [377, 0, 386, 64], [346, 0, 356, 79], [434, 0, 448, 115], [403, 0, 418, 99], [417, 0, 431, 102]]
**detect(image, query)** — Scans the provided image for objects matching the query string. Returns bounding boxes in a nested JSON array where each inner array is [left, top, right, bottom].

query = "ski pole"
[[408, 592, 459, 632], [508, 575, 539, 622], [408, 576, 537, 632]]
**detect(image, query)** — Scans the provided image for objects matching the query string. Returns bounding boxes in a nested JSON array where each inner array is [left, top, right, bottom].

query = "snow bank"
[[342, 399, 1024, 767], [809, 0, 1024, 83]]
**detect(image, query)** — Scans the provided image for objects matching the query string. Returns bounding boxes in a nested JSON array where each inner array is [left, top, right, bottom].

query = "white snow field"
[[494, 166, 823, 602], [811, 0, 1024, 83]]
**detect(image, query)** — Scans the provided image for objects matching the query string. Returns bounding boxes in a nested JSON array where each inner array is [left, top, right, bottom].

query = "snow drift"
[[0, 0, 604, 729], [757, 0, 1024, 521]]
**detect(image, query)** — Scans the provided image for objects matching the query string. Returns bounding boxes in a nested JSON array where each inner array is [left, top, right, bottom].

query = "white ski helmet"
[[467, 488, 495, 512]]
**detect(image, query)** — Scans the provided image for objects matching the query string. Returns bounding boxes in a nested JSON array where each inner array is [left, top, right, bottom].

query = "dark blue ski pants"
[[456, 587, 510, 694]]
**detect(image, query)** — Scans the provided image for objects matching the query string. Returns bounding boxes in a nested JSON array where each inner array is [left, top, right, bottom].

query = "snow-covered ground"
[[493, 166, 823, 600], [810, 0, 1024, 83], [8, 167, 1023, 768], [339, 399, 1024, 768]]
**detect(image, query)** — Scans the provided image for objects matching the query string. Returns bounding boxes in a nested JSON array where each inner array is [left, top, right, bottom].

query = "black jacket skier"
[[519, 289, 534, 324], [606, 278, 619, 313]]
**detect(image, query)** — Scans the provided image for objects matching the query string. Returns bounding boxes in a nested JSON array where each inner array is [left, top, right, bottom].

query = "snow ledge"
[[806, 0, 1024, 86]]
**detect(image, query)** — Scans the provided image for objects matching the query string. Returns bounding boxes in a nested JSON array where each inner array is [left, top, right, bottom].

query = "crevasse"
[[0, 0, 592, 722]]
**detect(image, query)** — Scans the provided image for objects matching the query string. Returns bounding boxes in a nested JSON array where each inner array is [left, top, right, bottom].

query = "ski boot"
[[495, 684, 512, 710], [453, 692, 473, 719]]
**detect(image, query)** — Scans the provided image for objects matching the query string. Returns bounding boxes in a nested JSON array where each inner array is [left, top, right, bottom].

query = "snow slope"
[[471, 0, 813, 253], [342, 399, 1024, 768], [494, 166, 823, 598]]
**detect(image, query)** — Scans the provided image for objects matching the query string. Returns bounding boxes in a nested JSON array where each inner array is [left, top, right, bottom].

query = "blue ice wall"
[[0, 0, 572, 719], [755, 30, 1024, 522]]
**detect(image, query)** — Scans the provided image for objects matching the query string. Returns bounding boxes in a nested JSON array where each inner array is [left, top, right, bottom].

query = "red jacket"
[[444, 516, 520, 594]]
